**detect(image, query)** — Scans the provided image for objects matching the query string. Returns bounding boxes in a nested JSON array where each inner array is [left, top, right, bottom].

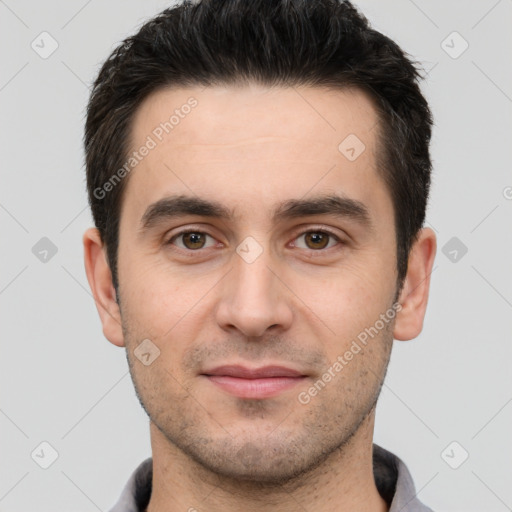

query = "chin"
[[180, 435, 338, 487]]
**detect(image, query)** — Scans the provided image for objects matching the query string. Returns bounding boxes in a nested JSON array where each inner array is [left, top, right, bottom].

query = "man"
[[83, 0, 436, 510]]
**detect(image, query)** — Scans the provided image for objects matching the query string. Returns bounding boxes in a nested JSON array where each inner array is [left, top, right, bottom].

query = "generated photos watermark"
[[298, 302, 402, 405], [93, 97, 198, 200]]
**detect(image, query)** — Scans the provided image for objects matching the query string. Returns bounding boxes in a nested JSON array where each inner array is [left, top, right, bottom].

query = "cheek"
[[291, 264, 395, 348], [119, 254, 220, 341]]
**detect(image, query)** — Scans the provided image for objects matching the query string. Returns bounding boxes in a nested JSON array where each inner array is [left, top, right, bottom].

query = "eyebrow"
[[140, 195, 234, 231], [139, 193, 372, 232], [273, 195, 372, 227]]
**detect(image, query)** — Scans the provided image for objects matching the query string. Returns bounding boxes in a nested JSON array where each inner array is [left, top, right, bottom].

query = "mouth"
[[201, 365, 308, 399]]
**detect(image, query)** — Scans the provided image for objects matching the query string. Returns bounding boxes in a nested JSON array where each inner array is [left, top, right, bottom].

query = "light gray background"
[[1, 1, 511, 511]]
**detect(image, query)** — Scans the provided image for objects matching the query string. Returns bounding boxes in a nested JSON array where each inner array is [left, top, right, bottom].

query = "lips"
[[203, 365, 305, 379], [202, 365, 307, 399]]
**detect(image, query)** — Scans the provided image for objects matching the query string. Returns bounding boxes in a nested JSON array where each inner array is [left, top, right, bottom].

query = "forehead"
[[131, 83, 379, 152], [123, 84, 388, 222]]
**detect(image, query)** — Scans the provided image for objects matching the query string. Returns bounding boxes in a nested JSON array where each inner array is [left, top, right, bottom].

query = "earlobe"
[[393, 228, 437, 341], [83, 227, 125, 347]]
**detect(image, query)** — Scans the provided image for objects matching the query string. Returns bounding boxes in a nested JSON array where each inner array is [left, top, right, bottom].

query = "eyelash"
[[165, 227, 343, 254]]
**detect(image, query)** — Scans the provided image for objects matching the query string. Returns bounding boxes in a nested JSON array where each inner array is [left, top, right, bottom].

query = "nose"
[[215, 250, 293, 338]]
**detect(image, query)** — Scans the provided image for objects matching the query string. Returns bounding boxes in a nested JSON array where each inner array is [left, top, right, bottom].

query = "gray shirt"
[[109, 444, 433, 511]]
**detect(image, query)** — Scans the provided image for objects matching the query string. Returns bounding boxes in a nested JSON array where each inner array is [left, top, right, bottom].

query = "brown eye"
[[182, 232, 206, 249], [294, 231, 339, 251], [170, 231, 216, 250], [304, 232, 329, 249]]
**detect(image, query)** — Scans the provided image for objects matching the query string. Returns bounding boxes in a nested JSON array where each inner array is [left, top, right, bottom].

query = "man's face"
[[116, 85, 399, 482]]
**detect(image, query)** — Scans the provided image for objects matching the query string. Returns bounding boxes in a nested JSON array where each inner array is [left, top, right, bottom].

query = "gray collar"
[[109, 444, 433, 511]]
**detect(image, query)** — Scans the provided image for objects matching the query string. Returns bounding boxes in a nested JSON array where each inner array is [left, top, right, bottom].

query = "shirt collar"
[[109, 444, 433, 512]]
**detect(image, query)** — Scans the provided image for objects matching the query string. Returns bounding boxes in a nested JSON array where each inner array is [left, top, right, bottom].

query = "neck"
[[146, 413, 389, 512]]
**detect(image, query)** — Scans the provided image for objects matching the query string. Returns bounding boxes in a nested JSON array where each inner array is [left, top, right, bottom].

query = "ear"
[[393, 227, 436, 341], [83, 227, 125, 347]]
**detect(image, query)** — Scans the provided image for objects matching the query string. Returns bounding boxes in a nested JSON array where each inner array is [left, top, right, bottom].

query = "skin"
[[84, 84, 436, 512]]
